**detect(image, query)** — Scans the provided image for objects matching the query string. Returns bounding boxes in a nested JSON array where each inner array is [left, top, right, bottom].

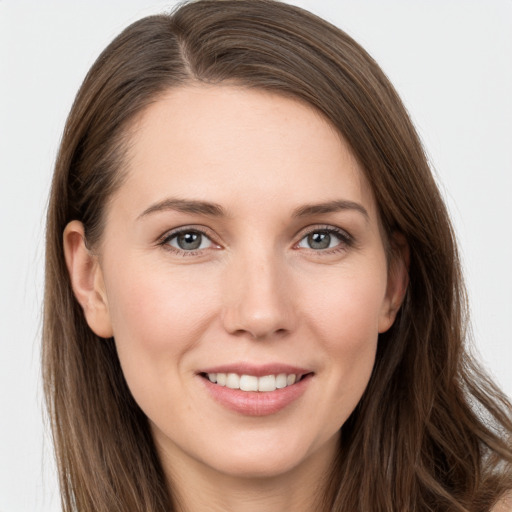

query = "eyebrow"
[[137, 197, 368, 221], [138, 198, 226, 219], [292, 200, 369, 220]]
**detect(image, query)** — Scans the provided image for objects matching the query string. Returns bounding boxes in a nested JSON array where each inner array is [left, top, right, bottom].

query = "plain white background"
[[1, 1, 511, 510]]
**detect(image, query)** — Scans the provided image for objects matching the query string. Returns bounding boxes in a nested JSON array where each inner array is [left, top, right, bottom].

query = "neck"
[[162, 436, 338, 512]]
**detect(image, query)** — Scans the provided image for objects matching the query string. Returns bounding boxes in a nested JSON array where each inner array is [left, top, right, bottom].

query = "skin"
[[64, 85, 408, 512]]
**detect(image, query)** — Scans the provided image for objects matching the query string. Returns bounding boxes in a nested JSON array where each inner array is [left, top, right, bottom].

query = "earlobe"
[[378, 233, 410, 333], [63, 220, 113, 338]]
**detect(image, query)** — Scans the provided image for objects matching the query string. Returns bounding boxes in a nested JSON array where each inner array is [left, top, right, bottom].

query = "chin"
[[194, 428, 339, 482], [211, 452, 306, 480]]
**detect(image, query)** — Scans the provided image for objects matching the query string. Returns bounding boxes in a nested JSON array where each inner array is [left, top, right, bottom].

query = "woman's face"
[[68, 85, 406, 484]]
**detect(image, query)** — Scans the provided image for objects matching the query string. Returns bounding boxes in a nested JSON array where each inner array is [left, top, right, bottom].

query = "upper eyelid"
[[295, 224, 352, 240], [159, 225, 217, 243]]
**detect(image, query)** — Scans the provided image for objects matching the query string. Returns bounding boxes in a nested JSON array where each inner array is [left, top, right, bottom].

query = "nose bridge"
[[222, 244, 294, 339]]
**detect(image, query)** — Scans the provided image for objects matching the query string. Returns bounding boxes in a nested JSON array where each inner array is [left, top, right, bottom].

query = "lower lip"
[[201, 375, 312, 416]]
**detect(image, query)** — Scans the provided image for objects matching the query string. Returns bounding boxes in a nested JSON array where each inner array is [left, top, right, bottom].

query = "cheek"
[[103, 262, 219, 399], [303, 264, 387, 411], [320, 292, 380, 374], [306, 261, 388, 345], [106, 260, 216, 345]]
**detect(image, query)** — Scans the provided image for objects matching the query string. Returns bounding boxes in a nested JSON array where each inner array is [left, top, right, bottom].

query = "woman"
[[43, 1, 512, 510]]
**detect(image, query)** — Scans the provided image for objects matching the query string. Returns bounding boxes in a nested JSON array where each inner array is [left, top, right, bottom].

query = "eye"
[[296, 228, 351, 251], [164, 229, 215, 252]]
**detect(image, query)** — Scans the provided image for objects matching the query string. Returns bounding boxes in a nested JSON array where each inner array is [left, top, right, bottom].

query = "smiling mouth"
[[200, 372, 310, 392]]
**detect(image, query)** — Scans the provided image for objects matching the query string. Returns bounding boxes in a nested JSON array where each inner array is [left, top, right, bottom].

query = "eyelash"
[[158, 225, 354, 257], [158, 226, 217, 257], [295, 225, 354, 254]]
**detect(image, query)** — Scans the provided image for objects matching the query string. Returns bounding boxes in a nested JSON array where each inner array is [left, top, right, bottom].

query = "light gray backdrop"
[[1, 1, 511, 511]]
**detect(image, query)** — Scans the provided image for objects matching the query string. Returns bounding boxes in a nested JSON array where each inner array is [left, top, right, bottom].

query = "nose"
[[221, 249, 296, 340]]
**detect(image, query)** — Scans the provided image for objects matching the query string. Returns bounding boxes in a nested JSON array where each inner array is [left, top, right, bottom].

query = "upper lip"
[[198, 363, 312, 378]]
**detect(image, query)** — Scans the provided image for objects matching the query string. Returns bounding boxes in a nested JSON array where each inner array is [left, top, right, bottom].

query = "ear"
[[378, 232, 410, 333], [63, 220, 113, 338]]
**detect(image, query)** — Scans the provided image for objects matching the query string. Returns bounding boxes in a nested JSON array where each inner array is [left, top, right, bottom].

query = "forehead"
[[115, 85, 377, 221]]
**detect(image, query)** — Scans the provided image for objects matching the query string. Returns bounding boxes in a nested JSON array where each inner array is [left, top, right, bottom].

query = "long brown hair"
[[43, 1, 512, 510]]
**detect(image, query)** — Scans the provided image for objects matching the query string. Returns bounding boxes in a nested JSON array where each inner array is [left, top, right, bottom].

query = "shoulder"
[[492, 491, 512, 512]]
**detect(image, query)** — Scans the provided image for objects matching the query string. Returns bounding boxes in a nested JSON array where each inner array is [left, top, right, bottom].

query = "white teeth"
[[226, 373, 240, 389], [287, 374, 296, 386], [240, 375, 258, 391], [206, 372, 301, 392], [258, 374, 276, 392], [275, 373, 287, 389]]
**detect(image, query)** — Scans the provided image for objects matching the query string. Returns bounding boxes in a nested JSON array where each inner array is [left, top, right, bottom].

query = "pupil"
[[308, 232, 330, 249], [178, 232, 201, 250]]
